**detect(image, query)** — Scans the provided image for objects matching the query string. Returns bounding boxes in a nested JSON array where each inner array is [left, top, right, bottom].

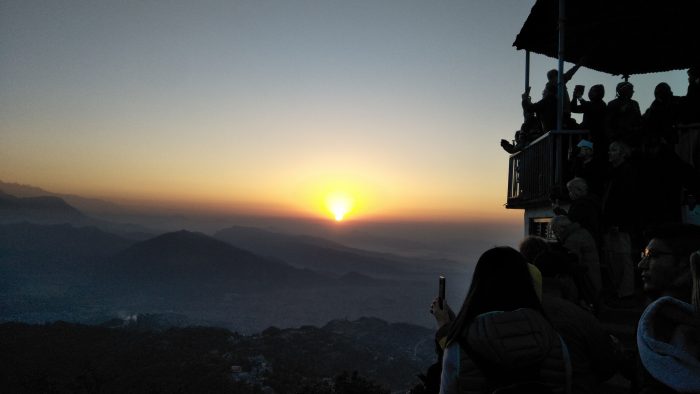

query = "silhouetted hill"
[[322, 317, 434, 366], [0, 222, 133, 293], [0, 191, 85, 224], [0, 180, 123, 215], [0, 191, 155, 239], [110, 230, 325, 294], [0, 318, 423, 393], [336, 271, 390, 286], [0, 321, 249, 393], [214, 225, 461, 279], [0, 222, 133, 265]]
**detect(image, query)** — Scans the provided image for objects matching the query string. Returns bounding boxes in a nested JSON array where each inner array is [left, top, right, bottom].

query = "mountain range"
[[0, 189, 464, 331]]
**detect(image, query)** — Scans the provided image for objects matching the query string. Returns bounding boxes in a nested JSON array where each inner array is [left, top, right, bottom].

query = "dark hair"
[[519, 236, 550, 264], [647, 224, 700, 264], [445, 247, 544, 345]]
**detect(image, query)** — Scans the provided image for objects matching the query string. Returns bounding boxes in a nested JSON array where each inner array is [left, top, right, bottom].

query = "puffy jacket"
[[440, 308, 571, 394], [637, 296, 700, 393]]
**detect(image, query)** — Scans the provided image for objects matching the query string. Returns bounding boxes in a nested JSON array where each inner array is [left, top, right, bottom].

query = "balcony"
[[506, 130, 589, 209]]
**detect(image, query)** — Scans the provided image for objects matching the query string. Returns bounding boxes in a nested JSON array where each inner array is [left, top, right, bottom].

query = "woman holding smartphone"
[[430, 247, 570, 394]]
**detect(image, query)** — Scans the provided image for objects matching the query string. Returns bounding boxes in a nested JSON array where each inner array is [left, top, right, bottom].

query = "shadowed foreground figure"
[[635, 224, 700, 393], [430, 247, 570, 394]]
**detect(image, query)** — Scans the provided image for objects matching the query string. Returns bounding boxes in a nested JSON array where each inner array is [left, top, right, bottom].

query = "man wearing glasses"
[[638, 224, 700, 302], [635, 224, 700, 393]]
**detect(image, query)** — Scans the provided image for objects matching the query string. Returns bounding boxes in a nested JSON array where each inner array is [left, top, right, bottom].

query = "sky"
[[0, 0, 688, 224]]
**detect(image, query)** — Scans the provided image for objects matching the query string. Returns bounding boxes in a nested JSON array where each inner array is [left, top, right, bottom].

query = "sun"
[[325, 192, 353, 221]]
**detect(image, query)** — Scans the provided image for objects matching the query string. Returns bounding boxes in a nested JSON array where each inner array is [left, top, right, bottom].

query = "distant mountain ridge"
[[0, 190, 153, 239], [0, 191, 85, 224], [0, 180, 123, 215], [214, 225, 463, 279], [109, 230, 326, 293]]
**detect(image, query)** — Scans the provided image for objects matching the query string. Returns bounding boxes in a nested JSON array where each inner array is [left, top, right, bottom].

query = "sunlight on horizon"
[[325, 191, 354, 222]]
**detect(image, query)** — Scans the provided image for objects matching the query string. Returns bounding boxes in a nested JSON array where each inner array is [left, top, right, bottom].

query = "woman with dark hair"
[[431, 247, 570, 394]]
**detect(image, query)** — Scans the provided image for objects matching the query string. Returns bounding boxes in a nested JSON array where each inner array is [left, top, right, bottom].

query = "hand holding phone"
[[573, 84, 585, 98]]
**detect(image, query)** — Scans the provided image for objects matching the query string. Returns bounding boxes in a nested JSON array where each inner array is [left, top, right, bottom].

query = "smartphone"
[[573, 84, 585, 96], [438, 275, 446, 308]]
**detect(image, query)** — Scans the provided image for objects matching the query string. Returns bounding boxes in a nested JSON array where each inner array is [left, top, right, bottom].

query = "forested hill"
[[0, 318, 435, 393]]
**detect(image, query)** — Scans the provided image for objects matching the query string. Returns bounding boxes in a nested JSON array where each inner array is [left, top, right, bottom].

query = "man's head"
[[638, 224, 700, 301], [519, 235, 550, 264], [576, 139, 594, 161], [608, 140, 631, 167], [550, 215, 572, 241], [588, 84, 605, 101], [547, 69, 558, 83], [566, 177, 588, 200], [616, 81, 634, 99], [654, 82, 673, 102]]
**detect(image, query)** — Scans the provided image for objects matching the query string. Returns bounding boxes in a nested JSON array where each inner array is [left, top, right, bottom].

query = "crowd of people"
[[420, 224, 700, 394], [415, 67, 700, 394], [501, 66, 700, 156], [500, 66, 700, 311]]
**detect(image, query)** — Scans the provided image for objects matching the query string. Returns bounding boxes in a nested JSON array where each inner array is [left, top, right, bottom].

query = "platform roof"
[[513, 0, 700, 76]]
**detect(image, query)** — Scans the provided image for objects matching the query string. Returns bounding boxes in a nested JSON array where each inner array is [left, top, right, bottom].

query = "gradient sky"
[[0, 1, 688, 222]]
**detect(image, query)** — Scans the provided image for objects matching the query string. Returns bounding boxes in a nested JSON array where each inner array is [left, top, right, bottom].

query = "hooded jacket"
[[637, 296, 700, 393], [440, 308, 571, 394]]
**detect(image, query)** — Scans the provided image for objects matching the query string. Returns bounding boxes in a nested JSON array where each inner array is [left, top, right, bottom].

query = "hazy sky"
[[0, 0, 687, 223]]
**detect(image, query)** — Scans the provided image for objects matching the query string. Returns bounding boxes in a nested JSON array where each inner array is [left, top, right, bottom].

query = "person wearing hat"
[[605, 81, 642, 145], [572, 139, 605, 196]]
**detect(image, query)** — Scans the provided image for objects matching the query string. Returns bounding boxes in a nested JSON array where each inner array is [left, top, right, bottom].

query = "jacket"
[[637, 296, 700, 393], [439, 308, 571, 394]]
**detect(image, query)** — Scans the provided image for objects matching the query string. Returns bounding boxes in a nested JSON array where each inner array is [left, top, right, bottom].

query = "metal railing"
[[506, 130, 589, 209]]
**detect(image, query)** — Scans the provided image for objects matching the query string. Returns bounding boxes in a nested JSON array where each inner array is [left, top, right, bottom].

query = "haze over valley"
[[0, 181, 519, 334]]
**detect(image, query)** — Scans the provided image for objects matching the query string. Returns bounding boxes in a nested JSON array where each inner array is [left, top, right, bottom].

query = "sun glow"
[[326, 192, 353, 221]]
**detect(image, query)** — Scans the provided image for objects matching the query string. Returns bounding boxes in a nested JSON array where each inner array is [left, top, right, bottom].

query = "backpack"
[[458, 333, 572, 394]]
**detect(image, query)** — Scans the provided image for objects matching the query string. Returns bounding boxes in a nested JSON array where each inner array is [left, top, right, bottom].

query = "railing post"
[[557, 0, 566, 132]]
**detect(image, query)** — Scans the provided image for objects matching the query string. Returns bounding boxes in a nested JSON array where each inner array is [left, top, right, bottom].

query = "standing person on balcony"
[[572, 84, 607, 163], [641, 82, 679, 146], [638, 138, 700, 231], [601, 141, 639, 301], [571, 140, 605, 196], [677, 66, 700, 170], [678, 66, 700, 125], [522, 82, 558, 133], [605, 82, 642, 147], [547, 64, 582, 128]]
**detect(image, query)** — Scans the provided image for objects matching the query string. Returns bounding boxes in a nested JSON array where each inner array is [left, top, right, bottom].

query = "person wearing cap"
[[605, 82, 642, 145]]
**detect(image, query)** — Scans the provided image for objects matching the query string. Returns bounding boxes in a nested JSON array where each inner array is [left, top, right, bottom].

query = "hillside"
[[0, 191, 85, 224], [0, 317, 434, 393], [109, 230, 326, 294]]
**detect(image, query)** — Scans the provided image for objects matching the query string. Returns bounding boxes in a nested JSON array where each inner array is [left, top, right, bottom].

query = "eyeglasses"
[[641, 248, 674, 259]]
